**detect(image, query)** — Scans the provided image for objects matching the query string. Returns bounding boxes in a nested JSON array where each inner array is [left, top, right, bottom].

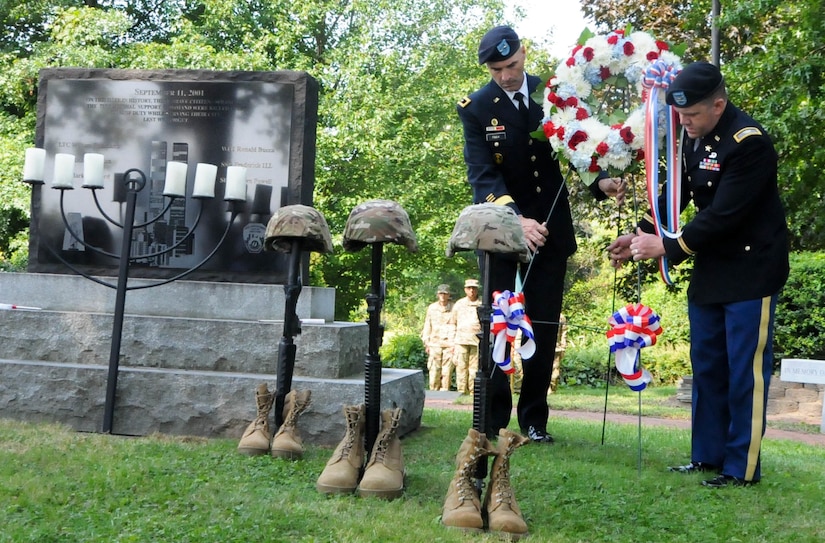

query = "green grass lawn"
[[2, 404, 824, 543]]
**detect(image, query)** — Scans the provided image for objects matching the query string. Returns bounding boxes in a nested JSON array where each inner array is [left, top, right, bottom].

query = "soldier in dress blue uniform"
[[457, 26, 626, 443], [608, 62, 790, 486]]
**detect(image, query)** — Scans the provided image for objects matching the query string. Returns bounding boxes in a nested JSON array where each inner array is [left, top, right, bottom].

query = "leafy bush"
[[380, 332, 426, 371], [558, 340, 612, 388], [774, 251, 825, 363]]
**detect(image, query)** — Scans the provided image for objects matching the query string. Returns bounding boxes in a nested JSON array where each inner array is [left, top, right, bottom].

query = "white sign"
[[780, 359, 825, 385]]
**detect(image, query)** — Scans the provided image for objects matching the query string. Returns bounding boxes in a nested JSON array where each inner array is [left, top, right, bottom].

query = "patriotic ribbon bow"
[[642, 58, 684, 285], [606, 303, 663, 391], [491, 290, 536, 374]]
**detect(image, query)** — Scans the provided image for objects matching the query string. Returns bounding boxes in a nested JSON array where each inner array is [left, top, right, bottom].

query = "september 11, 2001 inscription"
[[29, 68, 318, 284]]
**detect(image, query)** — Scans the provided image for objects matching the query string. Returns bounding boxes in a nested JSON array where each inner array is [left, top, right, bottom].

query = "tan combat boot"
[[484, 429, 530, 539], [441, 428, 497, 532], [316, 404, 365, 494], [357, 407, 404, 499], [270, 389, 312, 460], [236, 383, 275, 456]]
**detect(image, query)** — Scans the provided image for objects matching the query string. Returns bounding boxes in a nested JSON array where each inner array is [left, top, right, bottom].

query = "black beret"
[[666, 62, 724, 107], [478, 26, 520, 65]]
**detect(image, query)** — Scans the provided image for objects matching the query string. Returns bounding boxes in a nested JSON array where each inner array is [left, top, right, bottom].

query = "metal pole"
[[711, 0, 721, 66], [102, 170, 144, 434]]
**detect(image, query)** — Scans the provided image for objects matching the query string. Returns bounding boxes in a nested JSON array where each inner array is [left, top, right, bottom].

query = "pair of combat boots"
[[316, 404, 405, 500], [442, 428, 530, 539], [237, 384, 311, 459]]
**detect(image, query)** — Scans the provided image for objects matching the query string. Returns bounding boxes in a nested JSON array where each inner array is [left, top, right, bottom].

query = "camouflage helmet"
[[264, 204, 333, 254], [446, 203, 530, 262], [342, 199, 418, 253]]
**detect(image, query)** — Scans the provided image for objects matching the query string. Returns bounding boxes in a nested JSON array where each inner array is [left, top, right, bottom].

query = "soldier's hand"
[[598, 177, 627, 206], [519, 216, 548, 252]]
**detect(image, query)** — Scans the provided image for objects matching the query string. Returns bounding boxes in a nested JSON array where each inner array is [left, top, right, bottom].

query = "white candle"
[[82, 153, 105, 188], [163, 161, 188, 197], [52, 153, 76, 189], [192, 163, 218, 198], [23, 148, 46, 182], [224, 166, 247, 201]]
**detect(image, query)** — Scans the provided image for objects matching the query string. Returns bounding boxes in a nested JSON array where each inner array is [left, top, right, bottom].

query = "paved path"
[[424, 390, 825, 447]]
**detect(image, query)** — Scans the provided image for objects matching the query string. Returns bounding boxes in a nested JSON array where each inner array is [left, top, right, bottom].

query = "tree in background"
[[582, 0, 825, 253], [0, 0, 517, 326]]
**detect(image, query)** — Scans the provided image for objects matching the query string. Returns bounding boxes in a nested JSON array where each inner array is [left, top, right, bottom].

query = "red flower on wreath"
[[568, 130, 588, 150], [620, 126, 635, 144], [588, 157, 601, 172], [623, 41, 635, 56]]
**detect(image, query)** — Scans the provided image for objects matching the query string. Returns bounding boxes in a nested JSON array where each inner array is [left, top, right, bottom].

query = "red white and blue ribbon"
[[606, 304, 663, 391], [491, 290, 536, 374], [643, 59, 683, 285]]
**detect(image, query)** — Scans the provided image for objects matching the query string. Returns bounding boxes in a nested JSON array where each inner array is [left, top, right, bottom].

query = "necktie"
[[514, 92, 529, 123]]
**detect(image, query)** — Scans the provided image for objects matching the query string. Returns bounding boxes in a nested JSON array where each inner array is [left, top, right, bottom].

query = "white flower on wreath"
[[540, 28, 683, 185]]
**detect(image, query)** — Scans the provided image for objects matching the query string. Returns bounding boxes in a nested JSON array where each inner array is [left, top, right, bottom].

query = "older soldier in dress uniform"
[[448, 278, 482, 394], [457, 25, 626, 442], [421, 284, 455, 391], [608, 62, 789, 487]]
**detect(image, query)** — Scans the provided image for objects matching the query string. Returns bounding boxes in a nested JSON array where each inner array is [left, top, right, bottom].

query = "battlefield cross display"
[[28, 68, 318, 284]]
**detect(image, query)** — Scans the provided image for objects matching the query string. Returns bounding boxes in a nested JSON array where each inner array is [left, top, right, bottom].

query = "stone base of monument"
[[0, 360, 422, 445], [0, 273, 425, 445]]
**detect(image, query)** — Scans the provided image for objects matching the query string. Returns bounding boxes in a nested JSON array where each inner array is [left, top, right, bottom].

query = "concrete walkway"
[[424, 390, 825, 447]]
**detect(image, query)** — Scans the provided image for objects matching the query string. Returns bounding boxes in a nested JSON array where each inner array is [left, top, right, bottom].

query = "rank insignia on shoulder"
[[458, 96, 471, 108], [733, 127, 762, 143]]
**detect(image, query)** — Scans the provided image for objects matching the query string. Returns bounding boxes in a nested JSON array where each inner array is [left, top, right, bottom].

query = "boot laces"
[[454, 448, 484, 503], [333, 415, 359, 460], [492, 442, 516, 505], [282, 395, 309, 429], [375, 413, 400, 460]]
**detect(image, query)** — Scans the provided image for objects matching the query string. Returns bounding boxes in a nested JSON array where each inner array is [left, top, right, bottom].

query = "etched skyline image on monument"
[[29, 68, 318, 284]]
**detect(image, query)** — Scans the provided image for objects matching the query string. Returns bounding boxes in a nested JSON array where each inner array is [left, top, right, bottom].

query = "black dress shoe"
[[523, 426, 554, 444], [701, 474, 756, 488], [667, 461, 718, 474]]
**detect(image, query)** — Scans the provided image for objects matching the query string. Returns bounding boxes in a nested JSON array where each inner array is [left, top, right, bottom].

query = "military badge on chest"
[[486, 117, 506, 142], [700, 150, 720, 172]]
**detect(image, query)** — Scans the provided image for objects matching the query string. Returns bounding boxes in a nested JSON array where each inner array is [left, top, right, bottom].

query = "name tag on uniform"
[[486, 132, 506, 141]]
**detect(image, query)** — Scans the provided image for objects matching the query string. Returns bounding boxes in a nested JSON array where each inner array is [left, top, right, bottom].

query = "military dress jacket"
[[642, 102, 789, 305], [456, 73, 606, 258]]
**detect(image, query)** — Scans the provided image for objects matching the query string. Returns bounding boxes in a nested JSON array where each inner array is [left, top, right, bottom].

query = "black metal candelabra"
[[24, 155, 243, 434]]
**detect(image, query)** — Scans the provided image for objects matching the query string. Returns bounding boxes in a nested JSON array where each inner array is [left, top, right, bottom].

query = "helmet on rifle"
[[342, 199, 418, 253], [446, 203, 530, 262], [265, 204, 333, 254]]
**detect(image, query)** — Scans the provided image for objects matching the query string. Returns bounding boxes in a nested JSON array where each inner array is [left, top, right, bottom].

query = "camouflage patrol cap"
[[437, 283, 451, 294], [264, 204, 333, 254], [446, 203, 530, 262], [342, 199, 418, 253]]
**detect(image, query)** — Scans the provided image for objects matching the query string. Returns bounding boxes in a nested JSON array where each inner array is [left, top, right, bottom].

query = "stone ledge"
[[0, 271, 334, 321], [0, 310, 366, 379], [0, 359, 424, 447]]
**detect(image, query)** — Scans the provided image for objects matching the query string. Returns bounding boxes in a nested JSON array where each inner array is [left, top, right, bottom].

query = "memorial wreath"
[[539, 28, 683, 185]]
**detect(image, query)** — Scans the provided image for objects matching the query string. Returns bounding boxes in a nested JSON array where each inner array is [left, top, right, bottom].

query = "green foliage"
[[774, 252, 825, 361], [379, 332, 426, 370]]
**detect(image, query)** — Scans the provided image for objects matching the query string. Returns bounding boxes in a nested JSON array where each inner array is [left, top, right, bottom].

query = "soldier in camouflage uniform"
[[448, 278, 482, 394], [421, 284, 455, 391]]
